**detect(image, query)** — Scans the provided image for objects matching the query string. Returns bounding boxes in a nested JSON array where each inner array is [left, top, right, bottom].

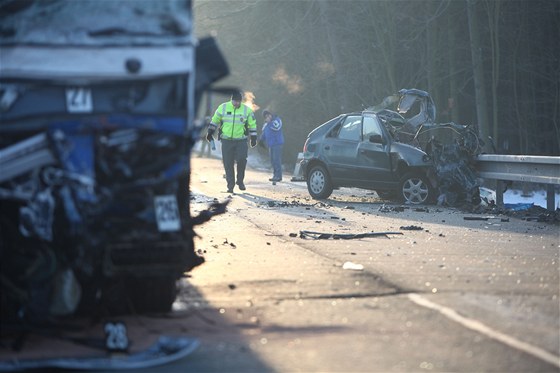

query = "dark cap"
[[231, 90, 243, 101], [262, 110, 272, 118]]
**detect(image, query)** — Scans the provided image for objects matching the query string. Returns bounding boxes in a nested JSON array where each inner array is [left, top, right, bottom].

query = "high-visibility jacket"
[[209, 101, 257, 140]]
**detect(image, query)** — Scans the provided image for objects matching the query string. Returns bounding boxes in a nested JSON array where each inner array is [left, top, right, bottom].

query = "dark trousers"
[[221, 139, 248, 190], [269, 144, 283, 180]]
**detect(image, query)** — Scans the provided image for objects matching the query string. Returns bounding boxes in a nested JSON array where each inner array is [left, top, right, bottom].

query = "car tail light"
[[303, 138, 309, 152]]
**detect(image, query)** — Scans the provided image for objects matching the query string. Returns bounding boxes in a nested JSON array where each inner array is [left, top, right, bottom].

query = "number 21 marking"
[[66, 87, 92, 113]]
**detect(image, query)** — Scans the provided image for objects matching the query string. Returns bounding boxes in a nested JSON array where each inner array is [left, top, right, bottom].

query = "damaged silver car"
[[300, 89, 484, 205], [301, 111, 437, 204]]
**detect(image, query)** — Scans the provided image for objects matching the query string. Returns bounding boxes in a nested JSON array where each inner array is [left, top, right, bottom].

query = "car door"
[[355, 114, 393, 188], [321, 115, 362, 182]]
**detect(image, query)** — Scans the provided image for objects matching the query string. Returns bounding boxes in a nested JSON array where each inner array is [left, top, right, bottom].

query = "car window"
[[363, 115, 383, 139], [337, 115, 362, 141]]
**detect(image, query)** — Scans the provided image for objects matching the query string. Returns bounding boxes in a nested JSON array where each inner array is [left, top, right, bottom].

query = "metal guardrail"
[[476, 154, 560, 211]]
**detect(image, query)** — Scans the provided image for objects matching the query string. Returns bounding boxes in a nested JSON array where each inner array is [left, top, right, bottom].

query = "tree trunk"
[[467, 0, 490, 149], [485, 0, 501, 148], [447, 6, 460, 124], [427, 1, 437, 104], [317, 1, 350, 112], [367, 2, 397, 93]]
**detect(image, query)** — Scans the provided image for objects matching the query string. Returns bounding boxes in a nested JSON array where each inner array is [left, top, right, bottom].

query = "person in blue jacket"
[[259, 110, 284, 182]]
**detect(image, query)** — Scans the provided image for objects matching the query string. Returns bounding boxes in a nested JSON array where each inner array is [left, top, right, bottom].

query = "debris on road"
[[464, 216, 509, 222], [400, 225, 424, 231], [191, 200, 230, 226], [479, 203, 560, 224], [379, 205, 406, 213], [0, 335, 199, 371], [260, 200, 328, 209], [504, 203, 534, 211], [299, 230, 403, 240], [222, 239, 237, 249], [342, 262, 364, 271]]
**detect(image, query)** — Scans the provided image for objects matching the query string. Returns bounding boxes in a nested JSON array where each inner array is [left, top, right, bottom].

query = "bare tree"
[[467, 0, 490, 148], [484, 0, 501, 146], [194, 0, 559, 156]]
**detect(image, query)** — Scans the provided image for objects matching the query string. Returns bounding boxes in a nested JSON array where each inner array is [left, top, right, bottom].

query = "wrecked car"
[[0, 0, 228, 327], [375, 89, 484, 205], [300, 89, 484, 205], [373, 89, 482, 156], [301, 111, 437, 204]]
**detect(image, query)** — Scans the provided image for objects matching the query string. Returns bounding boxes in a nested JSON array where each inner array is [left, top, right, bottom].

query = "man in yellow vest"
[[206, 90, 257, 193]]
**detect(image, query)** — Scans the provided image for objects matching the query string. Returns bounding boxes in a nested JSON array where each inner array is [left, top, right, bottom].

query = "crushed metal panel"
[[396, 88, 436, 128], [0, 133, 56, 182], [0, 0, 193, 46], [1, 0, 195, 80], [1, 46, 195, 80], [373, 89, 484, 206]]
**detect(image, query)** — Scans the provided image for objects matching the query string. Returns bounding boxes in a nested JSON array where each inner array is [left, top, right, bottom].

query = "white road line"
[[408, 293, 560, 368]]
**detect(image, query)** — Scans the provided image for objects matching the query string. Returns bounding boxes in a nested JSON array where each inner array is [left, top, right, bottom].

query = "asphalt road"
[[144, 155, 559, 372]]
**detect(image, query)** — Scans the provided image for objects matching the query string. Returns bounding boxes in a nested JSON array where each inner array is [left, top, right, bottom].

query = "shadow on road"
[[133, 280, 275, 373]]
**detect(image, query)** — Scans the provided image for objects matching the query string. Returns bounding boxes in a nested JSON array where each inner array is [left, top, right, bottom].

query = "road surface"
[[141, 155, 559, 372], [5, 151, 556, 373]]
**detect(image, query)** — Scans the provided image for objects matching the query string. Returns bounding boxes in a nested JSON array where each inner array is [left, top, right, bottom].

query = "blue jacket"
[[259, 115, 284, 147]]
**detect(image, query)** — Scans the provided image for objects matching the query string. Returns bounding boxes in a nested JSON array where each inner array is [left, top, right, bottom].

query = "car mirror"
[[369, 134, 384, 144]]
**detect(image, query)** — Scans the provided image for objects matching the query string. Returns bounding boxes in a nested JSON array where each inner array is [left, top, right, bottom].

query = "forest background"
[[193, 0, 559, 167]]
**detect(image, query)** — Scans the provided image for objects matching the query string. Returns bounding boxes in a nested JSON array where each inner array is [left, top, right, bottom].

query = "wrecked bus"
[[0, 0, 228, 324]]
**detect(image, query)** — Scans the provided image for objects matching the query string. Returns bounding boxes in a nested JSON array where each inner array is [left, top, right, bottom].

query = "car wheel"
[[398, 172, 433, 205], [307, 165, 333, 199]]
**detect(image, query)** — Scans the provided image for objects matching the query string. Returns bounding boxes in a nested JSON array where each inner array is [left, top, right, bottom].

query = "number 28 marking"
[[104, 322, 129, 351]]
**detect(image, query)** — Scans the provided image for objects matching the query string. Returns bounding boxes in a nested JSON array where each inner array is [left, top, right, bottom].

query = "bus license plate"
[[154, 195, 181, 232]]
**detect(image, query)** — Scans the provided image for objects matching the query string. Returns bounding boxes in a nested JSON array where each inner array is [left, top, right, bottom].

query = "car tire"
[[307, 165, 333, 199], [398, 172, 433, 205]]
